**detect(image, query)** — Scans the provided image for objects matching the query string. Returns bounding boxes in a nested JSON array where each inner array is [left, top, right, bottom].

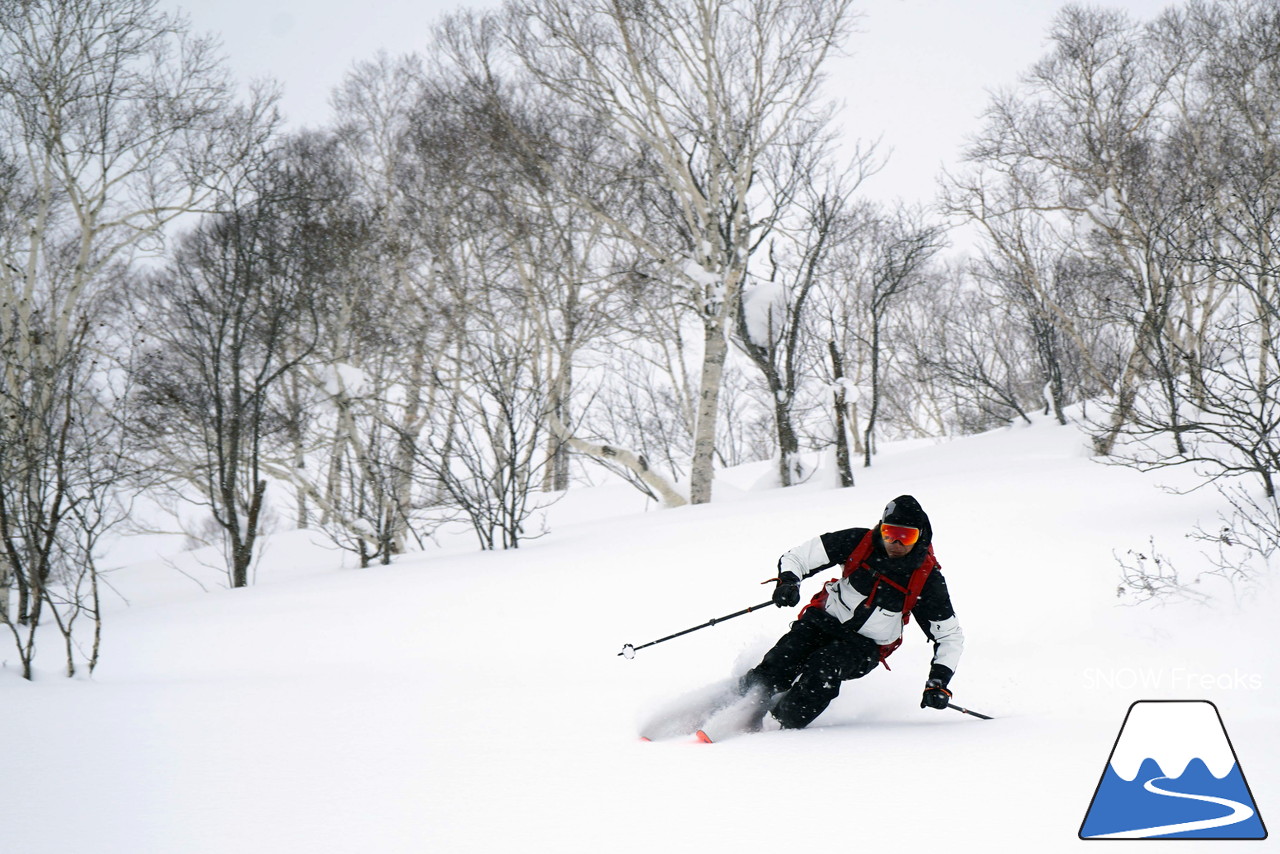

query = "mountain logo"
[[1079, 700, 1267, 840]]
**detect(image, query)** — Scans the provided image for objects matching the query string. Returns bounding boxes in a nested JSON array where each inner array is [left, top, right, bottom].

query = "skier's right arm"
[[776, 527, 868, 581]]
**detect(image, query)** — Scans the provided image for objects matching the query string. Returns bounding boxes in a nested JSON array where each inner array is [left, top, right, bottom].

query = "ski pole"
[[619, 600, 775, 659], [946, 701, 994, 720]]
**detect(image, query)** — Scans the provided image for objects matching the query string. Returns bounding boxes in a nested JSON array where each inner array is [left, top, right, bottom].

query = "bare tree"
[[416, 331, 557, 551], [733, 155, 876, 486], [0, 292, 132, 677], [130, 150, 322, 588], [322, 53, 444, 557], [253, 129, 419, 568], [844, 207, 944, 466], [953, 0, 1280, 606], [941, 164, 1121, 423], [967, 5, 1205, 455], [408, 217, 561, 549], [0, 0, 257, 674], [446, 0, 855, 503], [1050, 1, 1280, 500], [419, 68, 633, 495], [905, 274, 1041, 432], [809, 200, 878, 486]]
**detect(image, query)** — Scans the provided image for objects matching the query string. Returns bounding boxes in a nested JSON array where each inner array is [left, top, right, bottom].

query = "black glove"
[[771, 571, 801, 607], [921, 678, 952, 710]]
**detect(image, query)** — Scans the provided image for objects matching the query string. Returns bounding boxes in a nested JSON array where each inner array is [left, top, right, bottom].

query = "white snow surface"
[[1109, 701, 1237, 781], [2, 415, 1276, 853]]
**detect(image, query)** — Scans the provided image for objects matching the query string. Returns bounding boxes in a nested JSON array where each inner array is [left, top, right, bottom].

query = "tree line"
[[1, 0, 1276, 677]]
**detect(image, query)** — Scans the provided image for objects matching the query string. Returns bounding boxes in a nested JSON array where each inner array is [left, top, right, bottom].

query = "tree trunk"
[[231, 479, 267, 588], [543, 360, 573, 493], [775, 394, 801, 487], [393, 342, 427, 556], [1032, 319, 1068, 426], [549, 415, 688, 507], [0, 553, 10, 624], [690, 311, 731, 504], [829, 340, 854, 488], [690, 261, 748, 504], [863, 322, 881, 468], [1094, 307, 1164, 456]]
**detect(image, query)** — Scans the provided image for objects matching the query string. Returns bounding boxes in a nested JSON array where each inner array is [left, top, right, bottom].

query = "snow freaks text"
[[1081, 668, 1263, 692]]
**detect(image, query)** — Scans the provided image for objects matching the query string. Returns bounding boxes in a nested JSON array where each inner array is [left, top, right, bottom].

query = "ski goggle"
[[880, 523, 921, 546]]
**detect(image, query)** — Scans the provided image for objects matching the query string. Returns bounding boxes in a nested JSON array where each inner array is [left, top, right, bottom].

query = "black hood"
[[878, 494, 932, 552]]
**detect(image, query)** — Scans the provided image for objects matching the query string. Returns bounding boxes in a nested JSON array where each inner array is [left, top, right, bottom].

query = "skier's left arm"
[[914, 569, 964, 687]]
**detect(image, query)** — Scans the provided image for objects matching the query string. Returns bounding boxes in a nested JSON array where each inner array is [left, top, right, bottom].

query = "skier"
[[708, 494, 964, 738]]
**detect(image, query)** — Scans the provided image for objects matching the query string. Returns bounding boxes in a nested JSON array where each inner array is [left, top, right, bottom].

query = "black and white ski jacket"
[[778, 526, 964, 684]]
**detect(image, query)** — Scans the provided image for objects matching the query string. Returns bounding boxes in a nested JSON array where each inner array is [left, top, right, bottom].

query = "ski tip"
[[695, 730, 714, 744], [639, 736, 653, 742]]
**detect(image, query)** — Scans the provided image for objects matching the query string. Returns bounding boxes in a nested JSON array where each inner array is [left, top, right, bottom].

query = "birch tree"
[[732, 154, 877, 487], [966, 5, 1203, 455], [941, 168, 1113, 424], [1108, 0, 1280, 498], [0, 0, 255, 674], [467, 0, 854, 503], [415, 61, 636, 496], [320, 53, 446, 558]]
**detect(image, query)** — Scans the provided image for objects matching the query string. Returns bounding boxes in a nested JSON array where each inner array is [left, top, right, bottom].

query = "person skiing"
[[708, 494, 964, 738]]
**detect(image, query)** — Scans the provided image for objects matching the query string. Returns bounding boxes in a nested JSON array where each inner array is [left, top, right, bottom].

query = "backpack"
[[798, 529, 937, 669]]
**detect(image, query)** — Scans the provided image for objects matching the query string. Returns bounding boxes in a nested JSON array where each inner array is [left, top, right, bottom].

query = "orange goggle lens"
[[880, 523, 920, 546]]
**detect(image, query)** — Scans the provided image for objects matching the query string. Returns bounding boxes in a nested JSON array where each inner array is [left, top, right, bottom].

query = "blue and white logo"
[[1080, 700, 1267, 839]]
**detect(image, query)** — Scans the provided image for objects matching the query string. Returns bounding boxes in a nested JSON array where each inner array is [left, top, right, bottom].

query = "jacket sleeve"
[[776, 528, 868, 581], [915, 569, 964, 684]]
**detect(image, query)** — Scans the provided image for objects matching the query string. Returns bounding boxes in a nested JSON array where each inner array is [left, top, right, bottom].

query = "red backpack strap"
[[876, 545, 938, 670], [840, 530, 877, 578], [899, 545, 937, 619]]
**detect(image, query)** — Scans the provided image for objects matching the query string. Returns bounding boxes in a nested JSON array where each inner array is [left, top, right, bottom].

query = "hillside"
[[1, 415, 1274, 853]]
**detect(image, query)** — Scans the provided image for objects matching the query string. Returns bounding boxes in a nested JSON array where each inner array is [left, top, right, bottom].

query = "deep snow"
[[2, 415, 1275, 853]]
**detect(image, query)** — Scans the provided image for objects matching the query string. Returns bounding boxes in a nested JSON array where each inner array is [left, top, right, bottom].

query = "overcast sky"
[[162, 0, 1177, 205]]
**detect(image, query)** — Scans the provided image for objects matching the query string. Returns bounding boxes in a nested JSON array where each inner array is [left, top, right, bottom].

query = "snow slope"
[[1, 415, 1275, 853]]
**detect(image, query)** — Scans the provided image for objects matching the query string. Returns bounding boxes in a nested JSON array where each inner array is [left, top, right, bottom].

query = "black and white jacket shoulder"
[[779, 526, 964, 685]]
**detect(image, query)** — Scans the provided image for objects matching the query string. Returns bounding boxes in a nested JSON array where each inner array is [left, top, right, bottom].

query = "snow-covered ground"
[[2, 415, 1274, 853]]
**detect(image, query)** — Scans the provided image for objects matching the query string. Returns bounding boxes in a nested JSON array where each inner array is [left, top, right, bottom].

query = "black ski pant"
[[740, 607, 881, 730]]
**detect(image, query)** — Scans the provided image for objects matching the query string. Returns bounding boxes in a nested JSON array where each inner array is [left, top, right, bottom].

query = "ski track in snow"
[[1084, 776, 1256, 839]]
